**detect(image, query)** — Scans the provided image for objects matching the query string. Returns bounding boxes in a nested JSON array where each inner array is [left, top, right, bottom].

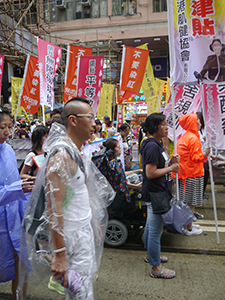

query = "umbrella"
[[44, 103, 64, 114]]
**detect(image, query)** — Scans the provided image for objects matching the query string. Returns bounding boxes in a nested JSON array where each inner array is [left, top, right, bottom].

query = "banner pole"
[[200, 81, 220, 244], [171, 84, 179, 200]]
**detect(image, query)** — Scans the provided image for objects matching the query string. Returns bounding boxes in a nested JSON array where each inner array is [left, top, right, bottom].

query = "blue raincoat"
[[0, 142, 27, 282]]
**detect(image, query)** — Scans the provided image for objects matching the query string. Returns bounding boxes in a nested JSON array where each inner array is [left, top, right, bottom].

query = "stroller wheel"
[[105, 219, 128, 247]]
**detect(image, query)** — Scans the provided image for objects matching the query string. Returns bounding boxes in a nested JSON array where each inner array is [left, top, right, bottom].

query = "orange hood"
[[178, 113, 199, 136]]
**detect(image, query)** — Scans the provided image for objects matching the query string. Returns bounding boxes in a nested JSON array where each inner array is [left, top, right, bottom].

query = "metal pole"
[[200, 81, 220, 244], [171, 84, 179, 200]]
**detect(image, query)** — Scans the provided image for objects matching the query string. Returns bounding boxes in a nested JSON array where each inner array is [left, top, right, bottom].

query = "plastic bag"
[[162, 197, 196, 233]]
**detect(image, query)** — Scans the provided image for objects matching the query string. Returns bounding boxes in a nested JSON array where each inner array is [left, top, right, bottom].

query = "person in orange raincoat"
[[175, 113, 210, 236]]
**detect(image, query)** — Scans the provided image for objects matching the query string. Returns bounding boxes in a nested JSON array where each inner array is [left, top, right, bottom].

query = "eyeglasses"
[[66, 114, 95, 122]]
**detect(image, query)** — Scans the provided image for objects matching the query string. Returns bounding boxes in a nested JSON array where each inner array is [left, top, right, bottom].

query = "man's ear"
[[68, 115, 77, 127]]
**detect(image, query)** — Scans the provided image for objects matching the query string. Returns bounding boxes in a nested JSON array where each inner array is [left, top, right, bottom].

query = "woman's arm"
[[20, 164, 36, 180], [146, 163, 179, 180]]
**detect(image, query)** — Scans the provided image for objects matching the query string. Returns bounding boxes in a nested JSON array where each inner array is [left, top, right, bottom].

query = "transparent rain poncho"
[[17, 123, 115, 300]]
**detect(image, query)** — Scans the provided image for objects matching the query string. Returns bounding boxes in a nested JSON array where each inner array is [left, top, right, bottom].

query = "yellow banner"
[[11, 77, 23, 117], [21, 107, 30, 123], [166, 78, 171, 106], [137, 44, 158, 114], [97, 83, 114, 120], [155, 78, 166, 111]]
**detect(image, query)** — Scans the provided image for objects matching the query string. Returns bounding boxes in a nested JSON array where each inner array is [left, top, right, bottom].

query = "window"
[[153, 0, 167, 12], [112, 0, 136, 16]]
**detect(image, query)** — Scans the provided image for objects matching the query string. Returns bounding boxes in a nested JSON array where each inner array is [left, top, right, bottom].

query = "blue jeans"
[[144, 202, 164, 266]]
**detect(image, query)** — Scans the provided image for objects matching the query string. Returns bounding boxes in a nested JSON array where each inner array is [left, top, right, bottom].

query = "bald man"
[[46, 97, 97, 299]]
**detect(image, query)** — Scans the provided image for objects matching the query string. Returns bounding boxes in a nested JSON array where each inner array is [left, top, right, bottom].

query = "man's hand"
[[22, 178, 35, 193], [51, 253, 68, 288]]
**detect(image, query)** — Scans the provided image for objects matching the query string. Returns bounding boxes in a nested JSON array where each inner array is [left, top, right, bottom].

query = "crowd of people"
[[0, 98, 214, 299]]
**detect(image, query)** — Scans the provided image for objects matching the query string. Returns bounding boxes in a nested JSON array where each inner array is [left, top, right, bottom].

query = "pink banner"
[[117, 104, 123, 127], [164, 84, 201, 141], [204, 83, 225, 149], [0, 55, 4, 98], [76, 56, 104, 115], [38, 38, 62, 109]]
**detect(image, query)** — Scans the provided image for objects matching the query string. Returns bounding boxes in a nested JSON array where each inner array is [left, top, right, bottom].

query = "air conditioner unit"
[[81, 0, 91, 6], [56, 0, 66, 9]]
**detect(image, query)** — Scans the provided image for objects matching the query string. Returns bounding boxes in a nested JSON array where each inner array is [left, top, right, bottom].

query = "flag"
[[0, 55, 4, 98], [117, 104, 123, 127], [168, 0, 225, 85], [203, 83, 225, 149], [119, 46, 149, 103], [166, 78, 171, 106], [137, 44, 158, 113], [11, 77, 23, 117], [76, 56, 104, 115], [64, 45, 92, 103], [38, 38, 62, 109], [97, 83, 114, 120], [163, 84, 201, 141], [19, 55, 40, 114]]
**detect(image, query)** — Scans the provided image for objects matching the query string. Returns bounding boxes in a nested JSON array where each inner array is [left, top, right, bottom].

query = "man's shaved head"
[[61, 97, 90, 128]]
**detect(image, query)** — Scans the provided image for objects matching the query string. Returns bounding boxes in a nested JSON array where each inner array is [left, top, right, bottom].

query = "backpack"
[[18, 149, 38, 176], [23, 144, 86, 236]]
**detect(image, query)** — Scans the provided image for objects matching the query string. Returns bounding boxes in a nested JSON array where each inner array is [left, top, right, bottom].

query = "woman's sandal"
[[150, 266, 176, 279]]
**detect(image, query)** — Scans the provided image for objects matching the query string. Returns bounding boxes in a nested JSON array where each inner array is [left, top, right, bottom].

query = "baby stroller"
[[105, 173, 147, 247]]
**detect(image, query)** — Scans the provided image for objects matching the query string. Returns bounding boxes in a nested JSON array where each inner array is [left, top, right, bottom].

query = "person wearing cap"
[[101, 115, 110, 138], [199, 38, 225, 82]]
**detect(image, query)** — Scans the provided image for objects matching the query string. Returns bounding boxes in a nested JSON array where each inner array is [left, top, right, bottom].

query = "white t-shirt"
[[24, 151, 38, 176]]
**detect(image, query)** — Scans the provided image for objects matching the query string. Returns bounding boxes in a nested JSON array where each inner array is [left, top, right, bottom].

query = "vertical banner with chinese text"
[[97, 83, 114, 120], [204, 83, 225, 149], [76, 56, 104, 116], [11, 77, 23, 117], [119, 46, 149, 103], [117, 104, 123, 127], [164, 84, 201, 141], [64, 45, 92, 102], [137, 44, 158, 113], [168, 0, 225, 85], [0, 55, 4, 99], [38, 38, 62, 109], [19, 55, 40, 114]]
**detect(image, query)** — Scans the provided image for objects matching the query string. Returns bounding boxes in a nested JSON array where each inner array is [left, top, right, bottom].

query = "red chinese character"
[[191, 0, 214, 18], [202, 17, 215, 35], [192, 18, 202, 36], [192, 17, 215, 36]]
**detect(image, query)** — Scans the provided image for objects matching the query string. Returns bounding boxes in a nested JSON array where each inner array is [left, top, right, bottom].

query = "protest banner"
[[119, 46, 149, 103], [11, 77, 23, 117], [0, 55, 4, 99], [164, 84, 201, 141], [203, 83, 225, 149], [64, 45, 92, 103], [19, 55, 40, 114], [38, 38, 62, 110], [76, 56, 104, 115], [97, 83, 114, 120], [168, 1, 225, 85], [137, 44, 158, 114]]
